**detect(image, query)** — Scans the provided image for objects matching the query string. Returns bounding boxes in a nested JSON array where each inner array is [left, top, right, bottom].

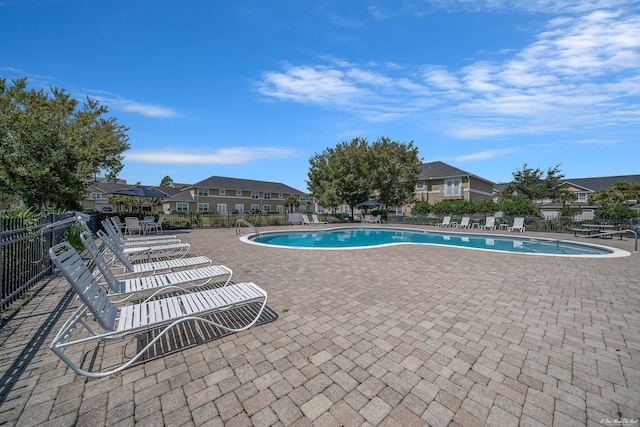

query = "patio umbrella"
[[356, 200, 382, 208], [109, 186, 167, 211]]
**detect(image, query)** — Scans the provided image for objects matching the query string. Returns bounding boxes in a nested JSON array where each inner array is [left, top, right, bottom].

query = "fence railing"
[[1, 214, 76, 312]]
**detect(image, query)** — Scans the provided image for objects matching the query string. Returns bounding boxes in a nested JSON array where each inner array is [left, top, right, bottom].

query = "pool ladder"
[[236, 219, 259, 237]]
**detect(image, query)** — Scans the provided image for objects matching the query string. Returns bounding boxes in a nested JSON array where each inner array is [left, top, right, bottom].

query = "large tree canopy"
[[502, 163, 565, 202], [0, 77, 130, 210], [307, 137, 422, 216]]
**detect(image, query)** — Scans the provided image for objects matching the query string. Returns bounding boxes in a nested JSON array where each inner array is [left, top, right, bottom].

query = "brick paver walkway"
[[1, 225, 638, 426]]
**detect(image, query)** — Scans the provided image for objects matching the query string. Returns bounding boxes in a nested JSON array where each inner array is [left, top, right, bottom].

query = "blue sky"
[[2, 0, 639, 193]]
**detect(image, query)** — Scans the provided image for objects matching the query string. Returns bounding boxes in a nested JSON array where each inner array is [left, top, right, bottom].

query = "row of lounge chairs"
[[436, 216, 525, 232], [48, 216, 268, 378], [302, 214, 328, 226]]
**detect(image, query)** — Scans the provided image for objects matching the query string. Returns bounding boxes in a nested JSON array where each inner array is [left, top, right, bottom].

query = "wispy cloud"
[[81, 89, 181, 118], [451, 148, 517, 162], [256, 7, 640, 138], [126, 147, 298, 164]]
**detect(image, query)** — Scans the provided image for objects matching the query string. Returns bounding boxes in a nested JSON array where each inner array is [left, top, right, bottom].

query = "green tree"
[[590, 181, 640, 206], [307, 137, 421, 218], [307, 138, 371, 218], [368, 137, 422, 208], [0, 77, 130, 210], [160, 175, 174, 187], [283, 194, 300, 213], [502, 164, 564, 202]]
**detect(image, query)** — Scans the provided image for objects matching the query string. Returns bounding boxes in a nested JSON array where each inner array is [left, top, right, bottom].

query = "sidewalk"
[[1, 226, 638, 426]]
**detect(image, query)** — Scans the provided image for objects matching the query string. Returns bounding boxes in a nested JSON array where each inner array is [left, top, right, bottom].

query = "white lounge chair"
[[100, 222, 190, 258], [81, 231, 232, 301], [362, 214, 372, 223], [110, 216, 126, 232], [311, 214, 328, 225], [479, 216, 496, 230], [301, 214, 313, 226], [508, 217, 525, 232], [97, 230, 210, 276], [371, 215, 381, 224], [48, 241, 267, 378], [436, 216, 452, 227], [457, 217, 470, 228]]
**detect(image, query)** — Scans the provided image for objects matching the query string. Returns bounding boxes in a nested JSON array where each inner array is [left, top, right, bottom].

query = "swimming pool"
[[242, 227, 629, 257]]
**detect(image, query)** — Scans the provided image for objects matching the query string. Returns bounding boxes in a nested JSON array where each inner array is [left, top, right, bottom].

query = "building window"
[[234, 204, 244, 214], [176, 202, 188, 211], [263, 193, 271, 200], [219, 189, 225, 196], [444, 179, 461, 196], [277, 205, 283, 213], [251, 192, 260, 199], [236, 190, 243, 196], [416, 181, 424, 190], [300, 205, 307, 212], [197, 188, 209, 197], [300, 195, 306, 201], [197, 203, 209, 211], [278, 193, 283, 199], [217, 203, 227, 214], [250, 204, 260, 212], [577, 192, 587, 202], [92, 192, 102, 199], [263, 204, 271, 212]]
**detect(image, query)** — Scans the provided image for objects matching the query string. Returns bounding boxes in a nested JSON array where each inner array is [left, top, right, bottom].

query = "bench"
[[572, 228, 591, 237]]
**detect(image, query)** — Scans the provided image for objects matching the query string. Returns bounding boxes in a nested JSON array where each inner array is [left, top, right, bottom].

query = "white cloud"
[[452, 148, 516, 162], [257, 6, 640, 138], [81, 89, 181, 118], [126, 147, 298, 164]]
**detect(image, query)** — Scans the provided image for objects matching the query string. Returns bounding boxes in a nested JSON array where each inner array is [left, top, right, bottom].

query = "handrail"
[[235, 219, 259, 237], [564, 228, 638, 253]]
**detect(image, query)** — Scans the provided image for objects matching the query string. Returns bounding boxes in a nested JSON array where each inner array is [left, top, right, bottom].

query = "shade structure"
[[356, 200, 382, 208], [109, 186, 167, 211], [109, 186, 167, 199]]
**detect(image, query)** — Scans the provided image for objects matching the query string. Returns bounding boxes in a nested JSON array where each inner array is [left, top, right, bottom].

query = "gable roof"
[[188, 176, 307, 195], [559, 175, 640, 192], [418, 161, 494, 184]]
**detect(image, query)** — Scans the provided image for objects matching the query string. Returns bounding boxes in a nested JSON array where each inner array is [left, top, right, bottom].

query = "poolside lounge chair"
[[436, 216, 452, 227], [312, 214, 328, 225], [100, 221, 190, 257], [457, 217, 470, 228], [301, 214, 313, 226], [508, 217, 526, 232], [110, 216, 126, 232], [48, 241, 267, 378], [81, 231, 232, 301], [479, 216, 496, 230], [371, 215, 381, 224], [97, 230, 210, 276]]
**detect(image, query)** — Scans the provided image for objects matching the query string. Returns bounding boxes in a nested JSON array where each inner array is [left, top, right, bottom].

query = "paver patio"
[[1, 225, 639, 426]]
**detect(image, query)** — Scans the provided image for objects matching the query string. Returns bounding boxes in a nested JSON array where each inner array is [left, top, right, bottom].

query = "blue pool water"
[[246, 227, 625, 256]]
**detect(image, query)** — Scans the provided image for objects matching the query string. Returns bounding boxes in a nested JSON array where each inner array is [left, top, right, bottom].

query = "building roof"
[[189, 176, 307, 195], [559, 175, 640, 192], [418, 161, 494, 184]]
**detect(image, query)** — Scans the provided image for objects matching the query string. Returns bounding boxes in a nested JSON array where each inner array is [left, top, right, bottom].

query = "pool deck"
[[1, 224, 639, 426]]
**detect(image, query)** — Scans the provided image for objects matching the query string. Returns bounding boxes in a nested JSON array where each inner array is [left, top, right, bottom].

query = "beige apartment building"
[[162, 175, 310, 214]]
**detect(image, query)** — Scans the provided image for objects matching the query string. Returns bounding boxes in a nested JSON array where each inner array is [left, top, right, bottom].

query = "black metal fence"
[[0, 213, 80, 312]]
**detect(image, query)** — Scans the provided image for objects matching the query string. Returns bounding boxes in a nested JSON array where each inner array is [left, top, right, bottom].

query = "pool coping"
[[240, 225, 631, 258]]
